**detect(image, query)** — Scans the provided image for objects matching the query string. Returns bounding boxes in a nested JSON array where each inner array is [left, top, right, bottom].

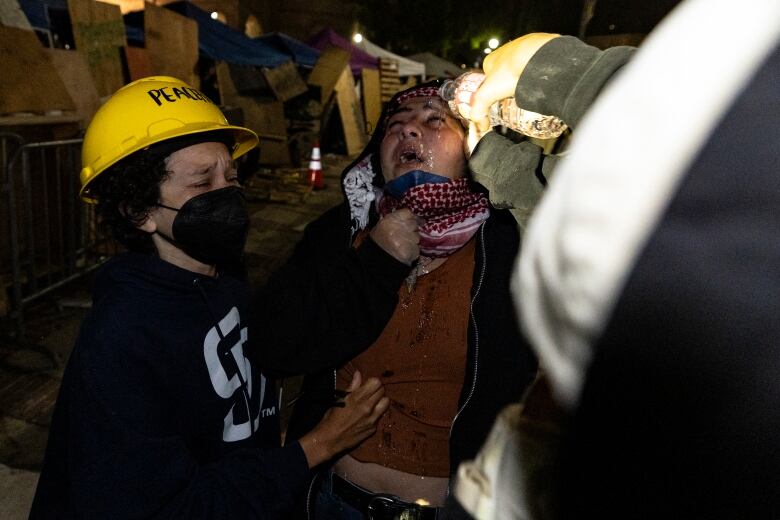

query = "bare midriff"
[[333, 454, 450, 506]]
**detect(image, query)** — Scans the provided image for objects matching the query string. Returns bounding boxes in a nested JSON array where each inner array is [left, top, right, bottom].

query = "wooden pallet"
[[379, 58, 402, 102]]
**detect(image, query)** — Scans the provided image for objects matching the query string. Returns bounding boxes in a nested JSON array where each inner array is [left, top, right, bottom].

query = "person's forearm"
[[469, 133, 546, 219], [516, 36, 636, 129], [298, 431, 332, 468]]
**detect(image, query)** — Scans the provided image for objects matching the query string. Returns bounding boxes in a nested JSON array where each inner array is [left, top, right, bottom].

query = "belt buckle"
[[366, 494, 420, 520]]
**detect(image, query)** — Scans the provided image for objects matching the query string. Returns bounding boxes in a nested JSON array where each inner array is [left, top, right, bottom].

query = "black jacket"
[[265, 203, 537, 476], [250, 204, 411, 377], [31, 253, 310, 519]]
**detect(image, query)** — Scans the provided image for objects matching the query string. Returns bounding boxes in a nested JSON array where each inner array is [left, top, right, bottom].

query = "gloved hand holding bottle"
[[439, 33, 564, 152]]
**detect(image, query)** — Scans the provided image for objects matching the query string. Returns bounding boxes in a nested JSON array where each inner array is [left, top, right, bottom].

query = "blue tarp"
[[18, 0, 67, 31], [124, 1, 290, 68], [255, 32, 320, 69]]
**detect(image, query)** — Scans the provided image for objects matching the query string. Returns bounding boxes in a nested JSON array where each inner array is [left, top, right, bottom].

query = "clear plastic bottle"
[[439, 71, 568, 139]]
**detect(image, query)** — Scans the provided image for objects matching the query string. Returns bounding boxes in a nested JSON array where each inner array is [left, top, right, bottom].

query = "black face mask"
[[157, 186, 249, 267]]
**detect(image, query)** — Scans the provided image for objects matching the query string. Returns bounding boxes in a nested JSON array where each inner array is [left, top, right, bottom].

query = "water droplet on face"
[[429, 105, 445, 170]]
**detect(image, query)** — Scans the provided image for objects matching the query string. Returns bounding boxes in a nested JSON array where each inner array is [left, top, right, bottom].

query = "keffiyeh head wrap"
[[343, 154, 381, 234], [391, 85, 442, 108], [341, 80, 489, 248]]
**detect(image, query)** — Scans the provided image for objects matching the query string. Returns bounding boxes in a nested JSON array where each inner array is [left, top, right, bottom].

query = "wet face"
[[379, 96, 466, 183]]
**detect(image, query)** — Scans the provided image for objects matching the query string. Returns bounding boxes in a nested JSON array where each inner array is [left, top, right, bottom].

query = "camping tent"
[[124, 1, 290, 68], [355, 38, 425, 77], [307, 27, 378, 75], [407, 52, 462, 79]]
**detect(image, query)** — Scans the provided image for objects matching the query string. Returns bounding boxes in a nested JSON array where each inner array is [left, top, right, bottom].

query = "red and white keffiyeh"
[[392, 86, 441, 106], [378, 178, 490, 258]]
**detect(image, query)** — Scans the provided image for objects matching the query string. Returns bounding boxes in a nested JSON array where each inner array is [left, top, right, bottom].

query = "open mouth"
[[398, 146, 424, 165]]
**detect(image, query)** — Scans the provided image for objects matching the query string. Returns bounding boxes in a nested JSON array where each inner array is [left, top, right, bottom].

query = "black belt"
[[331, 474, 440, 520]]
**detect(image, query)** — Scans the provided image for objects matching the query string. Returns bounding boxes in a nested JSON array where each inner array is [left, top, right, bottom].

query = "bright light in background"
[[488, 38, 499, 49], [353, 33, 363, 43], [484, 48, 492, 54], [210, 11, 218, 19]]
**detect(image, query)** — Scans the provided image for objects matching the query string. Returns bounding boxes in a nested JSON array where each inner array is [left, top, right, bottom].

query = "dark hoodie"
[[30, 252, 310, 519]]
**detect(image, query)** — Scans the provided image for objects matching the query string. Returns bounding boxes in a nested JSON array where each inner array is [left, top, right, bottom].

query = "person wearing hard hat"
[[30, 77, 389, 519]]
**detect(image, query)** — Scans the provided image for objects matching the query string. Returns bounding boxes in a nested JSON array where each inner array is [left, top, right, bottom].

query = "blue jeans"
[[314, 472, 365, 520]]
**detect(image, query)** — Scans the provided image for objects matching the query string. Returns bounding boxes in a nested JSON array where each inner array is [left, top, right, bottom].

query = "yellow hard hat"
[[80, 76, 258, 202]]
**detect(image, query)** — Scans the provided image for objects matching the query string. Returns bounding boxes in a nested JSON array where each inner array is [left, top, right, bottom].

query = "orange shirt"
[[337, 238, 475, 477]]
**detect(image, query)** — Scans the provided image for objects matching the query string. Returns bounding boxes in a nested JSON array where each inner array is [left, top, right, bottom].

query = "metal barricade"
[[2, 133, 115, 338]]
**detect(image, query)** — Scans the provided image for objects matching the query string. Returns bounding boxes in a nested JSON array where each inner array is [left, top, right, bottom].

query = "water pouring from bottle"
[[439, 71, 568, 139]]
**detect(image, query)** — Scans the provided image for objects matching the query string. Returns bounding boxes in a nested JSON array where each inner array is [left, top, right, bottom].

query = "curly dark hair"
[[89, 131, 237, 253], [91, 152, 171, 253]]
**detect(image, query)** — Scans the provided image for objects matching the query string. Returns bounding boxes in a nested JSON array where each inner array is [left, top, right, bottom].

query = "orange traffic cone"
[[308, 141, 324, 190]]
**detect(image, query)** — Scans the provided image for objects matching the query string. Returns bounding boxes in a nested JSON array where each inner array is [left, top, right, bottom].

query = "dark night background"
[[355, 0, 682, 64]]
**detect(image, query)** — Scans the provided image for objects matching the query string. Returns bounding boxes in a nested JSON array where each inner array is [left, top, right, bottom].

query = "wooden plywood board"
[[216, 61, 239, 98], [46, 49, 101, 127], [307, 46, 350, 104], [144, 3, 199, 86], [0, 115, 82, 126], [361, 68, 382, 135], [125, 46, 154, 81], [217, 62, 289, 165], [96, 0, 145, 14], [254, 134, 290, 165], [68, 0, 126, 97], [335, 66, 367, 156], [217, 62, 285, 135], [263, 61, 307, 102], [244, 100, 287, 138], [399, 76, 418, 90], [0, 26, 75, 114]]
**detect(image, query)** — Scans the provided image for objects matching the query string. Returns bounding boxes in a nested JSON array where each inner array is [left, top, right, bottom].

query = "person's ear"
[[120, 202, 157, 233], [137, 214, 157, 233]]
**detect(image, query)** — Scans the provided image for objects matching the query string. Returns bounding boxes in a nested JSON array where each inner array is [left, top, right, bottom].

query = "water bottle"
[[439, 72, 568, 139]]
